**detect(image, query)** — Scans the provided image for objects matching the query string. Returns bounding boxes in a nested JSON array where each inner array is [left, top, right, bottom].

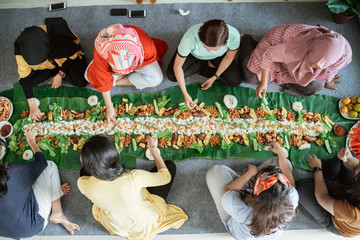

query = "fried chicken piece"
[[117, 103, 126, 116], [209, 134, 221, 147], [75, 112, 85, 119], [229, 109, 241, 121], [182, 135, 195, 149], [289, 135, 307, 147], [119, 136, 125, 148], [163, 108, 175, 117], [171, 132, 178, 145], [233, 133, 244, 144], [302, 110, 318, 123], [286, 111, 296, 121], [197, 133, 206, 141], [180, 110, 192, 120], [204, 107, 218, 118], [192, 110, 205, 117], [147, 103, 155, 115], [173, 108, 180, 117], [303, 136, 317, 143], [124, 134, 132, 148], [158, 137, 169, 148], [256, 133, 268, 145], [19, 140, 26, 150], [53, 137, 60, 148], [255, 107, 266, 118], [21, 110, 30, 118]]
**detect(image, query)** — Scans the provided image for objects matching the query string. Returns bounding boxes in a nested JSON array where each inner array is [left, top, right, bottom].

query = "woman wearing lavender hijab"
[[245, 24, 352, 97]]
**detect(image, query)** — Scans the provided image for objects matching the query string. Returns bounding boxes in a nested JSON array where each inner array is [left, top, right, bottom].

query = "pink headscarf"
[[95, 24, 144, 74], [284, 26, 350, 86]]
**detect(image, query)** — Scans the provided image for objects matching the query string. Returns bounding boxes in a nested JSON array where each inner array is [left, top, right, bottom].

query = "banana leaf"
[[1, 83, 355, 170]]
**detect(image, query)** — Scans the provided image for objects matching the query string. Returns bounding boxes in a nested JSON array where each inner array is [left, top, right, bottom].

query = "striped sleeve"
[[261, 43, 286, 70]]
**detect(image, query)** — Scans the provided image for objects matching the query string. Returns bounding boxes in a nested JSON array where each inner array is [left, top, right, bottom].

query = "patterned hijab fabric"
[[253, 172, 290, 196], [95, 24, 144, 74]]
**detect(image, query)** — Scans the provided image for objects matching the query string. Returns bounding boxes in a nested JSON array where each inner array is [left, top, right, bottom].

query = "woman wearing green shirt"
[[166, 19, 242, 108]]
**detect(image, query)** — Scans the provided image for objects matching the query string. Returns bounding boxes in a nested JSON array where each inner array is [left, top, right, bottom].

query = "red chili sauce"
[[0, 124, 11, 137]]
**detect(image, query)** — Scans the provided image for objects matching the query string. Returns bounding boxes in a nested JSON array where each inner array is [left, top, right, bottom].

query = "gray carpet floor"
[[0, 2, 359, 237]]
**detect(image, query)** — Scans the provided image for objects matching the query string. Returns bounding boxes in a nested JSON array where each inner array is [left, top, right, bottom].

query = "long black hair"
[[80, 135, 124, 181], [0, 163, 10, 198], [239, 165, 297, 237], [344, 173, 360, 208]]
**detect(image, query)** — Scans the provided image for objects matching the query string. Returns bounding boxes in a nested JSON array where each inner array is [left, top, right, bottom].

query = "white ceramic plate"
[[0, 96, 13, 121], [0, 136, 7, 161], [338, 99, 360, 120], [346, 121, 360, 148]]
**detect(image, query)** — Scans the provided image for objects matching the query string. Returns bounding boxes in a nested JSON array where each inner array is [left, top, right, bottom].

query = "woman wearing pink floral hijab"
[[246, 24, 352, 97]]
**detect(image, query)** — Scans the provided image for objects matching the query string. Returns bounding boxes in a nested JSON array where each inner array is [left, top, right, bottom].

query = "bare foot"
[[208, 61, 216, 68], [61, 183, 71, 196], [50, 214, 80, 235]]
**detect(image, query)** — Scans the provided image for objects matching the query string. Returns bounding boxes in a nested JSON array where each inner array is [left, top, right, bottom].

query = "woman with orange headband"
[[206, 142, 298, 239]]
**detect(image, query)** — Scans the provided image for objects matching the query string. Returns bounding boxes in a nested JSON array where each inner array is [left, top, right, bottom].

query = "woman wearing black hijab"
[[14, 18, 88, 121]]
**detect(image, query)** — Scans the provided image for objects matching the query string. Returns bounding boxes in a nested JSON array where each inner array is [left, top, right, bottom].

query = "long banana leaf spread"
[[2, 83, 355, 170]]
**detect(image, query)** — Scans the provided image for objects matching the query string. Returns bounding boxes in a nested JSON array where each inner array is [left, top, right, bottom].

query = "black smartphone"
[[128, 10, 147, 18], [48, 2, 67, 11], [110, 8, 128, 16]]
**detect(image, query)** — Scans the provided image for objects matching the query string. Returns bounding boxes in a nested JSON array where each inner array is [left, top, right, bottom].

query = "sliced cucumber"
[[253, 139, 258, 151], [284, 135, 290, 149], [324, 139, 332, 153], [153, 99, 159, 114], [214, 102, 224, 119], [132, 138, 137, 151], [261, 95, 268, 106], [324, 119, 332, 130]]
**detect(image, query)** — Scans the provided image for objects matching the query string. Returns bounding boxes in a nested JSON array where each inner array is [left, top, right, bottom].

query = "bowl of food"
[[0, 121, 13, 138], [0, 97, 13, 121], [334, 124, 346, 137]]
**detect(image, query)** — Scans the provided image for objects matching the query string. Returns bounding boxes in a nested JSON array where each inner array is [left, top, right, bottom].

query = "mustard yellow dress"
[[77, 168, 188, 240]]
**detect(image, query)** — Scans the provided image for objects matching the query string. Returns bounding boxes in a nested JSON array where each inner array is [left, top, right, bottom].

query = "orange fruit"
[[349, 111, 358, 118], [357, 96, 360, 103], [348, 103, 354, 111], [354, 103, 360, 112], [342, 97, 351, 105], [340, 106, 348, 114], [351, 96, 357, 104]]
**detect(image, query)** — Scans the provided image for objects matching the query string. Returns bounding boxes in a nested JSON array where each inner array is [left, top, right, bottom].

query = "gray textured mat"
[[0, 2, 359, 236]]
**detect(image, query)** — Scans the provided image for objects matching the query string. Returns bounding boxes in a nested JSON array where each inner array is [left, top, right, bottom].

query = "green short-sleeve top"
[[177, 23, 240, 60]]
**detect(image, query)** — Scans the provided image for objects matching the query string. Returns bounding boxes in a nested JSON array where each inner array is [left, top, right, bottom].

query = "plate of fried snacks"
[[0, 97, 13, 122]]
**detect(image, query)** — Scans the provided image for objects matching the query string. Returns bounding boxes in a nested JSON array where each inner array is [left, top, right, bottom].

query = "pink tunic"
[[247, 24, 352, 86]]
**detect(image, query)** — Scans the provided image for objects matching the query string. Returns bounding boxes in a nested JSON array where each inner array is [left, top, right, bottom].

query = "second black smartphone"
[[128, 10, 147, 18]]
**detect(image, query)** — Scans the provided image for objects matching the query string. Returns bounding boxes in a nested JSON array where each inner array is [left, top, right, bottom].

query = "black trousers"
[[295, 154, 356, 236], [19, 56, 88, 99], [237, 34, 259, 84], [166, 51, 242, 87], [147, 160, 176, 201], [79, 160, 176, 201]]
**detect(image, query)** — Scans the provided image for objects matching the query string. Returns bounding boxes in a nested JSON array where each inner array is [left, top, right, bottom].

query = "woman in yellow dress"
[[77, 135, 188, 240]]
